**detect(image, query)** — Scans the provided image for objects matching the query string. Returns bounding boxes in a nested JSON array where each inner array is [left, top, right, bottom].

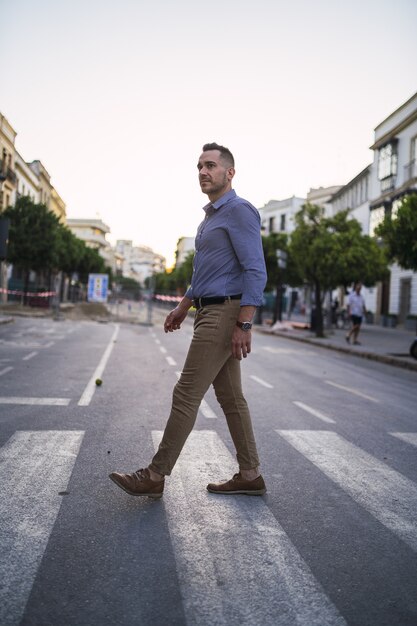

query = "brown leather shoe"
[[207, 472, 266, 496], [109, 468, 164, 498]]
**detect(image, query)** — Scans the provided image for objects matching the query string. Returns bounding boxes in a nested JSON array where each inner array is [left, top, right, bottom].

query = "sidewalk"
[[257, 316, 417, 372]]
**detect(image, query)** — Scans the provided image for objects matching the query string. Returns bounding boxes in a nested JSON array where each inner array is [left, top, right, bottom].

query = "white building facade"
[[368, 92, 417, 324], [258, 196, 305, 235]]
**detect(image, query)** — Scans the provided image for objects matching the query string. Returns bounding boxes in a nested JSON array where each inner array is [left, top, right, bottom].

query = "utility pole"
[[274, 249, 287, 323]]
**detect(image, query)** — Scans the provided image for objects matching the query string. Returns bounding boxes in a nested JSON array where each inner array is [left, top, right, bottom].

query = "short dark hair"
[[202, 142, 234, 167]]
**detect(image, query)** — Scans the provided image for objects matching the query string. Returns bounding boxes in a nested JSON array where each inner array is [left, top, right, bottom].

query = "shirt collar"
[[202, 189, 236, 214]]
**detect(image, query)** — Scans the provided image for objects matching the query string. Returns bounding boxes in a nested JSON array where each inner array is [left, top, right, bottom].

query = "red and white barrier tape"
[[0, 288, 56, 297]]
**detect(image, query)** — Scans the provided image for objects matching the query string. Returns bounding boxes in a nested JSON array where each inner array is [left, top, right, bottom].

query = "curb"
[[0, 316, 14, 325], [255, 327, 417, 373]]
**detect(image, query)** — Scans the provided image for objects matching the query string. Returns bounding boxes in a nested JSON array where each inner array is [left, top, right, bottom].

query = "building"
[[115, 240, 166, 286], [258, 196, 305, 235], [0, 113, 17, 212], [175, 236, 195, 266], [67, 218, 110, 253], [368, 91, 417, 324], [15, 151, 39, 203], [306, 185, 342, 209]]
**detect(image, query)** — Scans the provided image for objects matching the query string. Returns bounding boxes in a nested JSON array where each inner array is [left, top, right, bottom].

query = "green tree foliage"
[[289, 203, 388, 337], [375, 194, 417, 271], [4, 196, 109, 297], [153, 250, 195, 296]]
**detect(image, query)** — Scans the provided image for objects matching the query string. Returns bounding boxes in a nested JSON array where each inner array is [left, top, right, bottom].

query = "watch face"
[[238, 322, 252, 331]]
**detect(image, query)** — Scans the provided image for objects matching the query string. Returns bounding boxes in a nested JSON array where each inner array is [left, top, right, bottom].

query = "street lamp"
[[274, 249, 287, 323]]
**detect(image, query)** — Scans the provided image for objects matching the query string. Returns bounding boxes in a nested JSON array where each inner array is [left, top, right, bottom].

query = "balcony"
[[0, 160, 17, 185], [404, 159, 416, 182], [380, 175, 396, 193]]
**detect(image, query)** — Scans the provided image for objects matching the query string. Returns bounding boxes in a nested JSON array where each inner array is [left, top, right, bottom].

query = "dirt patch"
[[61, 302, 111, 320]]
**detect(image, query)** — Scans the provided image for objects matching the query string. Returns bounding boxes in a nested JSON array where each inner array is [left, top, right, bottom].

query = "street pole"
[[274, 250, 287, 323]]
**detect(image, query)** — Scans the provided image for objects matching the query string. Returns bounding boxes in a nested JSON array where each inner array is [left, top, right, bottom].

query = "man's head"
[[197, 142, 235, 202], [354, 281, 362, 293]]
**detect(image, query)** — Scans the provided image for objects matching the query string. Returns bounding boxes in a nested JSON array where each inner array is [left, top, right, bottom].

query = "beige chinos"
[[149, 299, 260, 476]]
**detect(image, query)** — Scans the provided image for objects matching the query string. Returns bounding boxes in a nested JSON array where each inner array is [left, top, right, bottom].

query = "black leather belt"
[[193, 294, 242, 309]]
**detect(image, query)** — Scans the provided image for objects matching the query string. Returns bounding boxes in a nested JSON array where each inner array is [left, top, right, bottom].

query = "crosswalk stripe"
[[0, 430, 84, 626], [152, 430, 346, 626], [0, 397, 71, 406], [389, 432, 417, 447], [276, 430, 417, 552]]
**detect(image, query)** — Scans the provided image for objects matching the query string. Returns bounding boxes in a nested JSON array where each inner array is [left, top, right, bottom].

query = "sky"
[[1, 0, 416, 266]]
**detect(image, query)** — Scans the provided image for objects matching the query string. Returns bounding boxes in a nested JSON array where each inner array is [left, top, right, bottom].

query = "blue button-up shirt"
[[185, 189, 267, 307]]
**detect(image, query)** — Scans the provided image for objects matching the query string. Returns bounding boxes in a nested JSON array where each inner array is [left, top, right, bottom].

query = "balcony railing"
[[380, 175, 396, 192], [0, 160, 17, 185], [404, 159, 416, 182]]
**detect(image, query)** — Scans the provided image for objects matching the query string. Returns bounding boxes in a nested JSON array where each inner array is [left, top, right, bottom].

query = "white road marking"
[[0, 430, 84, 626], [44, 341, 54, 348], [152, 430, 346, 626], [0, 397, 71, 406], [324, 380, 379, 403], [166, 356, 177, 366], [293, 401, 336, 424], [277, 430, 417, 552], [0, 366, 13, 376], [159, 346, 167, 354], [22, 351, 38, 361], [262, 346, 313, 354], [389, 432, 417, 447], [249, 374, 273, 389], [78, 324, 120, 406], [155, 339, 161, 345]]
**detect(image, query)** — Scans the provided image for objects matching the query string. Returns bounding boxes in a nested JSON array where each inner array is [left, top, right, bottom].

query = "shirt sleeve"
[[226, 202, 267, 306]]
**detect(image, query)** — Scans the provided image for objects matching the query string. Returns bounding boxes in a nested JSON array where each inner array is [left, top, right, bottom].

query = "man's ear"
[[227, 167, 235, 181]]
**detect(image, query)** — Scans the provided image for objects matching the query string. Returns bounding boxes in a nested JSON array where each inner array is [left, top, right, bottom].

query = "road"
[[0, 311, 416, 626]]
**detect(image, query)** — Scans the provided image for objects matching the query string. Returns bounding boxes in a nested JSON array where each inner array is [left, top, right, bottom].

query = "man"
[[109, 142, 267, 498], [346, 281, 367, 345]]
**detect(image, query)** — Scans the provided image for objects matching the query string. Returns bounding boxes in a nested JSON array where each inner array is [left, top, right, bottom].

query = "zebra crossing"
[[0, 426, 416, 625]]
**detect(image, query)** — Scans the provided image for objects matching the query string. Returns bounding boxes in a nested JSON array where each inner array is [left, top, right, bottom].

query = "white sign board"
[[87, 274, 109, 303]]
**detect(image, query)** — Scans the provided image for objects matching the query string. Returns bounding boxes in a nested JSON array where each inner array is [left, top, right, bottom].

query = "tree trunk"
[[314, 281, 324, 337]]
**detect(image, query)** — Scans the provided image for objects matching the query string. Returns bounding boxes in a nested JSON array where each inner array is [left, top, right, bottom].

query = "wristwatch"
[[236, 321, 252, 331]]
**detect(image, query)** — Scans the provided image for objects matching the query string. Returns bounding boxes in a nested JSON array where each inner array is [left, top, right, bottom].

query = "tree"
[[375, 194, 417, 271], [289, 203, 388, 337], [4, 197, 61, 298]]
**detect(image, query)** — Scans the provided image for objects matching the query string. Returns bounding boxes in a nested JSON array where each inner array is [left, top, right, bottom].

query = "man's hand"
[[231, 326, 252, 360], [164, 299, 192, 333]]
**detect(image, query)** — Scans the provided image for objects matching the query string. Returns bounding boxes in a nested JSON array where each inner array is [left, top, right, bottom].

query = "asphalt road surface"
[[1, 311, 416, 626]]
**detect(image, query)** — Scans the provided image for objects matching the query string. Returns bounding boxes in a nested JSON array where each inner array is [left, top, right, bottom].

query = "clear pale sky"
[[1, 0, 416, 266]]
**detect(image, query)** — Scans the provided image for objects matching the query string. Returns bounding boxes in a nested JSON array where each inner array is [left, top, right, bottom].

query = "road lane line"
[[389, 432, 417, 447], [0, 366, 13, 376], [44, 341, 54, 348], [249, 374, 273, 389], [324, 380, 379, 403], [22, 351, 38, 361], [152, 430, 346, 626], [276, 430, 417, 552], [78, 324, 120, 406], [166, 356, 177, 366], [293, 401, 336, 424], [159, 346, 167, 354], [0, 397, 70, 406], [0, 430, 84, 626]]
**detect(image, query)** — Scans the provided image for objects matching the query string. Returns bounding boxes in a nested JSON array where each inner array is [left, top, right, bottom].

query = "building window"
[[280, 214, 286, 231], [269, 216, 275, 233], [369, 206, 386, 236], [378, 142, 397, 180]]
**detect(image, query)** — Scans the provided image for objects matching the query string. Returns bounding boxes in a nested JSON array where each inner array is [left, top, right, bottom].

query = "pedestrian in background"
[[110, 142, 267, 499], [346, 282, 367, 345]]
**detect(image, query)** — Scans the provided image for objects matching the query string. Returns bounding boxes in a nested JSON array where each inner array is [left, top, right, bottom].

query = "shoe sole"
[[207, 487, 266, 496], [109, 474, 163, 499]]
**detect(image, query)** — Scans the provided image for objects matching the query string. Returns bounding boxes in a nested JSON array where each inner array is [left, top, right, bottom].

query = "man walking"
[[346, 281, 367, 345], [110, 142, 267, 498]]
